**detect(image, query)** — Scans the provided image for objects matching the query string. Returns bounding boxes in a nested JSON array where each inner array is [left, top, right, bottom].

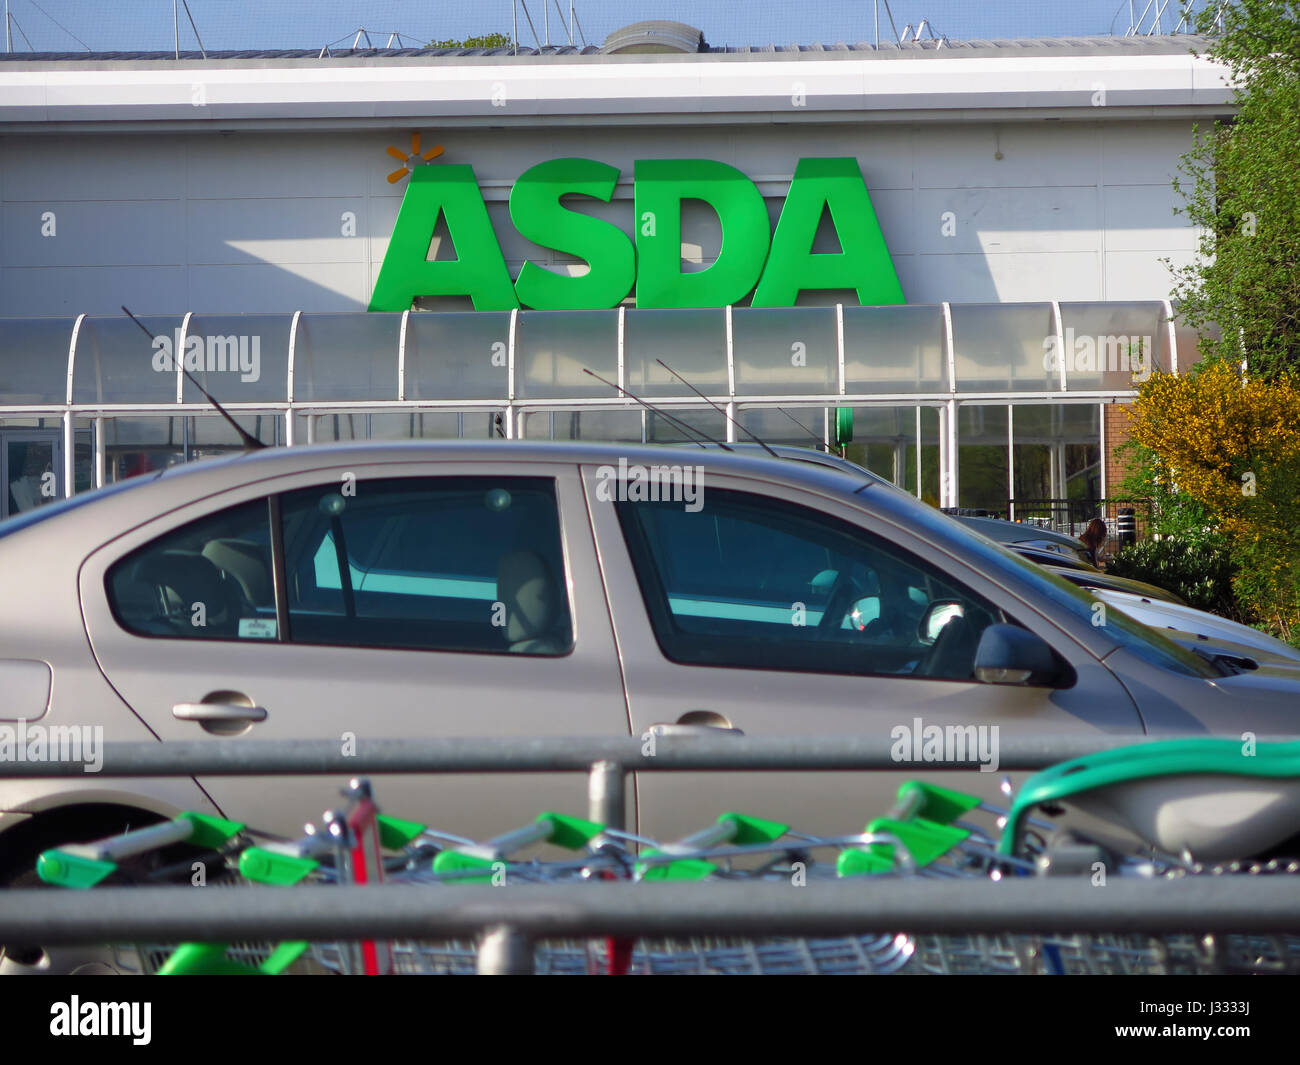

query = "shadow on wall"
[[0, 123, 1198, 315]]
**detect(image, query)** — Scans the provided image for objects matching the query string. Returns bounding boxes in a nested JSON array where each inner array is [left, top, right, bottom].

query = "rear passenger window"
[[279, 476, 572, 655], [107, 499, 277, 640]]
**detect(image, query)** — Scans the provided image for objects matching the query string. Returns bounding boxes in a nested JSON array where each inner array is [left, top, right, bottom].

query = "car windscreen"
[[864, 489, 1220, 680]]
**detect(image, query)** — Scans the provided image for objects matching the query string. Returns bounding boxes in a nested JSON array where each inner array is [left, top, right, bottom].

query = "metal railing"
[[1004, 497, 1153, 540], [0, 732, 1224, 827], [3, 733, 1297, 974]]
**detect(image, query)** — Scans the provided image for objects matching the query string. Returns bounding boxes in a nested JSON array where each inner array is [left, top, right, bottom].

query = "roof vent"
[[599, 20, 705, 54]]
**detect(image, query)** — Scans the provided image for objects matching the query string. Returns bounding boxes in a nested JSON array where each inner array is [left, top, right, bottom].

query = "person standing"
[[1079, 517, 1109, 568]]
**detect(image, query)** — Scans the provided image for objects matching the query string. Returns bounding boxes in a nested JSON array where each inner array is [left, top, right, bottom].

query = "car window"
[[859, 485, 1221, 679], [615, 487, 1001, 679], [278, 476, 573, 656], [106, 498, 277, 640]]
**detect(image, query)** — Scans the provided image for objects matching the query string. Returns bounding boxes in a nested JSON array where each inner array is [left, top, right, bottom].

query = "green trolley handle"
[[999, 737, 1300, 856], [37, 811, 244, 890]]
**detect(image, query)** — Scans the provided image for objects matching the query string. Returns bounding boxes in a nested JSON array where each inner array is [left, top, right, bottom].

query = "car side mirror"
[[973, 624, 1062, 686]]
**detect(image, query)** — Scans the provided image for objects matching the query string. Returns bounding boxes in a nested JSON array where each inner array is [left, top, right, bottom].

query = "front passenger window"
[[615, 487, 1000, 679]]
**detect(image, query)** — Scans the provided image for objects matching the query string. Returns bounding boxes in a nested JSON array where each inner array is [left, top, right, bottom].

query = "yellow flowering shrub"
[[1128, 363, 1300, 642]]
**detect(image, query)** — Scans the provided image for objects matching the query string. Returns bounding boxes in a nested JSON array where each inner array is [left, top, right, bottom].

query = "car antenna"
[[123, 306, 267, 452], [654, 358, 780, 459], [774, 407, 832, 453], [581, 368, 730, 451]]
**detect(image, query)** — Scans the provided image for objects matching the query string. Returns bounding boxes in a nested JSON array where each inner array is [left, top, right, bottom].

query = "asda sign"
[[369, 157, 903, 312]]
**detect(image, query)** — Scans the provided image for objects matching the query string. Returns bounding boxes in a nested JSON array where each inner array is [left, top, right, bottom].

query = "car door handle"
[[648, 723, 745, 738], [172, 702, 268, 723], [648, 710, 744, 738]]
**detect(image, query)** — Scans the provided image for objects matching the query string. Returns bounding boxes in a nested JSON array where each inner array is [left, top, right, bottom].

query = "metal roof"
[[0, 35, 1213, 63], [0, 33, 1230, 129]]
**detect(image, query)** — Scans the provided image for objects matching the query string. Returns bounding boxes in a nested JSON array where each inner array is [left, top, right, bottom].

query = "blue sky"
[[2, 1, 1207, 53]]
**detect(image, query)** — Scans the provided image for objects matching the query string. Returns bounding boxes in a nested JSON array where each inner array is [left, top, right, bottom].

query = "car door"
[[79, 458, 632, 841], [583, 465, 1145, 844]]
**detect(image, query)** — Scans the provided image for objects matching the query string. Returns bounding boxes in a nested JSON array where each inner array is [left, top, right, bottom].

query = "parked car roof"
[[1040, 564, 1185, 605]]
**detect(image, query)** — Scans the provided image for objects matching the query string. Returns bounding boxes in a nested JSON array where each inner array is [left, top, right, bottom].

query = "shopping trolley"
[[324, 805, 922, 975], [833, 737, 1300, 974], [33, 779, 438, 975], [28, 737, 1300, 975]]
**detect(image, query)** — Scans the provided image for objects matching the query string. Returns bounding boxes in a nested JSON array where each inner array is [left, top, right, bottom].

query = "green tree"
[[428, 32, 513, 50], [1169, 2, 1300, 380], [1116, 361, 1300, 642]]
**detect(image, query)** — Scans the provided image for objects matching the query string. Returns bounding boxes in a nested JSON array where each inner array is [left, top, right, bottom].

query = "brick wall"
[[1104, 403, 1136, 498]]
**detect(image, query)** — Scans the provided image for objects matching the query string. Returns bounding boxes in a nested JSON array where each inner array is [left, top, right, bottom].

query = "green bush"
[[1230, 530, 1300, 647], [1106, 536, 1244, 622]]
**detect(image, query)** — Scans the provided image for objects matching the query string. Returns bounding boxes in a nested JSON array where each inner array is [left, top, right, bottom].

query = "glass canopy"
[[0, 302, 1183, 518], [0, 302, 1178, 410]]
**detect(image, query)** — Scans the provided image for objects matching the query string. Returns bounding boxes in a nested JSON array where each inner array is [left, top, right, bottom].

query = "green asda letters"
[[370, 164, 519, 313], [368, 156, 901, 312], [510, 158, 634, 309]]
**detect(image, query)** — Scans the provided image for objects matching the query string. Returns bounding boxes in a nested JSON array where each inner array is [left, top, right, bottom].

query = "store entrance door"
[[1, 429, 63, 520]]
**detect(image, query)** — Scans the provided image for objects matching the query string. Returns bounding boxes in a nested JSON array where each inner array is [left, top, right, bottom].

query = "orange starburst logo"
[[385, 132, 445, 184]]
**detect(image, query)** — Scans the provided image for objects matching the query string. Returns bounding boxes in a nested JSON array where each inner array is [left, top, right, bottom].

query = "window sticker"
[[238, 618, 278, 640]]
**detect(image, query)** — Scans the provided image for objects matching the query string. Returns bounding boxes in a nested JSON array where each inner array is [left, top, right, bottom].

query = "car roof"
[[1042, 565, 1183, 604], [673, 441, 895, 485], [0, 440, 877, 550], [1013, 545, 1095, 570], [153, 439, 875, 491], [954, 514, 1086, 548]]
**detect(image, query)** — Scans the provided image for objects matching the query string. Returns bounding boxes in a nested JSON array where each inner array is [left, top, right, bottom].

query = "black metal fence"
[[946, 498, 1153, 542]]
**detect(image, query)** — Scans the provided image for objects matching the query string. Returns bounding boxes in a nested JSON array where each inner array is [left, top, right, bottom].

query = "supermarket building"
[[0, 25, 1232, 523]]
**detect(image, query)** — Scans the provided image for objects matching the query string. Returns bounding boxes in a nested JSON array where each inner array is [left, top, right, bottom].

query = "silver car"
[[1, 440, 1297, 890]]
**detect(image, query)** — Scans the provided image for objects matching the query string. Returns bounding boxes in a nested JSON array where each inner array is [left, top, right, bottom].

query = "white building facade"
[[0, 32, 1232, 523]]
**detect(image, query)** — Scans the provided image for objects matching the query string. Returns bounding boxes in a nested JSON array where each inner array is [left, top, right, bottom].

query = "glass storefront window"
[[295, 411, 496, 443], [839, 405, 939, 501], [1009, 403, 1102, 531], [738, 406, 829, 450], [184, 413, 280, 460], [844, 406, 910, 485], [1061, 403, 1102, 505], [958, 405, 1009, 514], [1011, 405, 1053, 506], [102, 417, 187, 482], [521, 409, 644, 442]]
